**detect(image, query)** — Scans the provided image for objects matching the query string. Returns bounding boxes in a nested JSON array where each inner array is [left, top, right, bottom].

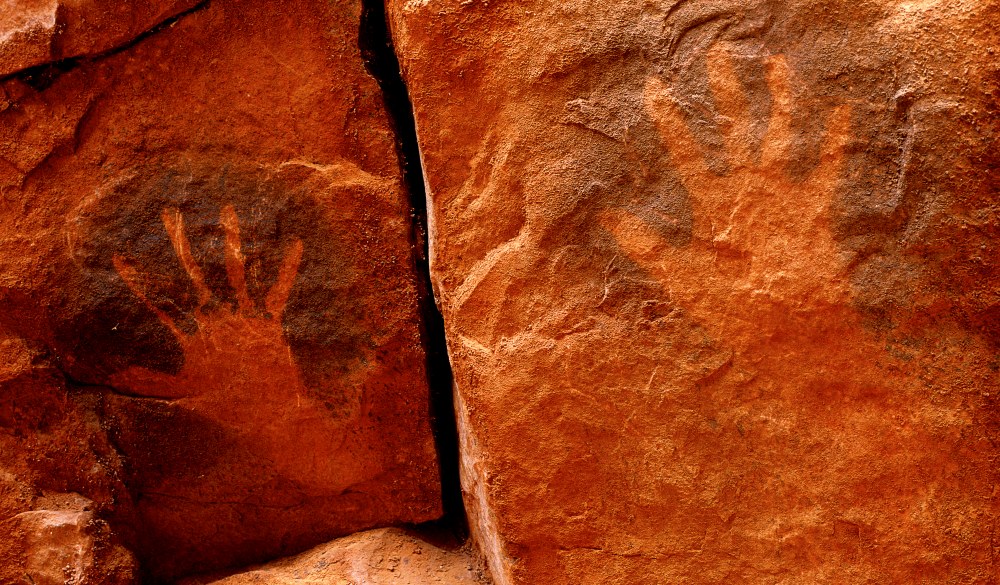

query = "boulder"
[[0, 0, 441, 580], [4, 498, 137, 585], [180, 528, 488, 585], [11, 506, 99, 585], [387, 1, 999, 583]]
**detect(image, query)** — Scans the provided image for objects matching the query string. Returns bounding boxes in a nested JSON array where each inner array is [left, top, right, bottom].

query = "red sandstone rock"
[[9, 498, 117, 585], [179, 528, 489, 585], [388, 1, 999, 583], [0, 0, 200, 77], [0, 332, 137, 585], [1, 0, 441, 580]]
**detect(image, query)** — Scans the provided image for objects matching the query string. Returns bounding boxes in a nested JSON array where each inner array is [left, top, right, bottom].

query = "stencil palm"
[[112, 204, 356, 490], [605, 49, 852, 325]]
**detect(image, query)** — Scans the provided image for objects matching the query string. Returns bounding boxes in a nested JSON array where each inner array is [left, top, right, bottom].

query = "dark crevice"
[[0, 0, 211, 90], [359, 1, 468, 539]]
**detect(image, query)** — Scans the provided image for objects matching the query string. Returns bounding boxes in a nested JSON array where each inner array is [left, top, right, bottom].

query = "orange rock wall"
[[1, 0, 998, 584], [1, 0, 442, 581], [388, 1, 999, 583]]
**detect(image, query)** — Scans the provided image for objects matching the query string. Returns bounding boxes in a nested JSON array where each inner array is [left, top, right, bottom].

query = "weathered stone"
[[13, 507, 98, 585], [388, 1, 999, 583], [179, 528, 489, 585], [0, 0, 201, 77], [1, 0, 441, 580], [0, 333, 138, 585], [6, 498, 136, 585]]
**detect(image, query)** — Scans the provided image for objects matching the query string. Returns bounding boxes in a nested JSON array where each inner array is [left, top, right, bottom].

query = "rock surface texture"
[[0, 0, 201, 76], [388, 1, 999, 583], [0, 334, 138, 585], [180, 528, 489, 585], [1, 0, 441, 581], [2, 0, 998, 583]]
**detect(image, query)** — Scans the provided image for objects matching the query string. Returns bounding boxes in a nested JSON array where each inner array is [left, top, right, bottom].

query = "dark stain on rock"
[[56, 160, 373, 410]]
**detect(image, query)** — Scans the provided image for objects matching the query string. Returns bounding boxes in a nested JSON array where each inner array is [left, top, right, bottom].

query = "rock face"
[[1, 0, 441, 581], [0, 0, 201, 76], [2, 0, 998, 583], [179, 528, 488, 585], [388, 1, 999, 583], [0, 334, 138, 585]]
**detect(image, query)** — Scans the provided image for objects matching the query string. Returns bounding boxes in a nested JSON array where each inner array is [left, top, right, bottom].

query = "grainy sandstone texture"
[[2, 0, 998, 583], [0, 334, 138, 584], [388, 1, 999, 583], [0, 0, 441, 581], [180, 528, 489, 585], [0, 0, 201, 77]]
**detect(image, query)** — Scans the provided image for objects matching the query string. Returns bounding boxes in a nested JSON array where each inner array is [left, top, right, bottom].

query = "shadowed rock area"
[[387, 0, 998, 583], [0, 0, 443, 582]]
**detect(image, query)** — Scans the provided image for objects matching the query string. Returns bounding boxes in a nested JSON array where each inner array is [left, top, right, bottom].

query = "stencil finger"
[[265, 239, 304, 318], [760, 54, 795, 168], [161, 207, 213, 309], [706, 46, 754, 166], [220, 204, 252, 314], [643, 75, 711, 192]]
